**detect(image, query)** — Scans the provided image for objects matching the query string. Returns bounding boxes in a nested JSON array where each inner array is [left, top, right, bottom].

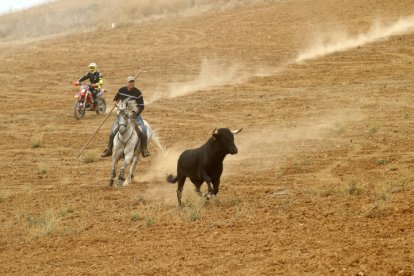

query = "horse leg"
[[109, 154, 119, 187], [118, 151, 133, 188], [124, 155, 139, 186]]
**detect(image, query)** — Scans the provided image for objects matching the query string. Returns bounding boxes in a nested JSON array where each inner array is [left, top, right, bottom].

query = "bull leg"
[[212, 178, 220, 195], [124, 156, 139, 186], [205, 177, 215, 199], [177, 177, 186, 207], [194, 183, 202, 196], [199, 170, 214, 198]]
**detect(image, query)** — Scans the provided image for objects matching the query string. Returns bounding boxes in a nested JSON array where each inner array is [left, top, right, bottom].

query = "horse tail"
[[150, 131, 166, 155], [167, 174, 178, 184], [143, 120, 166, 155]]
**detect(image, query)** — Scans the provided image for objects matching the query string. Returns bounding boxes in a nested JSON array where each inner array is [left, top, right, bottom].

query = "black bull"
[[167, 127, 242, 206]]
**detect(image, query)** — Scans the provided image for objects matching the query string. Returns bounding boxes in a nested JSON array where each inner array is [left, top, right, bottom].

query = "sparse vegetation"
[[182, 193, 206, 222], [31, 134, 43, 149], [362, 201, 384, 218], [319, 184, 338, 198], [342, 179, 362, 196], [376, 159, 390, 165], [58, 206, 74, 217], [131, 212, 143, 221], [304, 180, 364, 199], [335, 122, 346, 134], [24, 211, 61, 236], [83, 151, 98, 163], [16, 207, 76, 237], [376, 179, 407, 201], [145, 216, 155, 226], [38, 163, 49, 175], [44, 125, 53, 132], [368, 125, 379, 134], [234, 200, 256, 218], [132, 194, 146, 205]]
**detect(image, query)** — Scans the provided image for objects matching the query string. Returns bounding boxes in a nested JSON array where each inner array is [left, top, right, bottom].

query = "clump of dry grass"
[[182, 192, 205, 222], [376, 178, 407, 201], [131, 212, 143, 222], [83, 151, 98, 163], [38, 163, 49, 175], [16, 207, 75, 237], [145, 216, 156, 226], [24, 211, 61, 236], [31, 134, 43, 149], [304, 179, 364, 199], [132, 194, 147, 205]]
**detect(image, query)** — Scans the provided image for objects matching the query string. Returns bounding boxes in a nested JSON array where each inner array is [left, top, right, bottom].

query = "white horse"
[[109, 99, 164, 187]]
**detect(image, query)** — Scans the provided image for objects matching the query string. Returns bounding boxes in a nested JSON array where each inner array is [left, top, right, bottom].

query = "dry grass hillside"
[[0, 0, 265, 41], [1, 0, 414, 274]]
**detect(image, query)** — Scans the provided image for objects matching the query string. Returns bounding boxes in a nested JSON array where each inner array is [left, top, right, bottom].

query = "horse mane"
[[126, 100, 138, 113]]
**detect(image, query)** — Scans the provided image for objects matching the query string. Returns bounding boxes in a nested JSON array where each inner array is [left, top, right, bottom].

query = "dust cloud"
[[139, 147, 182, 183], [147, 59, 274, 103], [295, 16, 414, 62], [224, 110, 365, 175]]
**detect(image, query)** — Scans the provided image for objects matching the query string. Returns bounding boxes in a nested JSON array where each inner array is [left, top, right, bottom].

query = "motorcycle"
[[72, 82, 107, 120]]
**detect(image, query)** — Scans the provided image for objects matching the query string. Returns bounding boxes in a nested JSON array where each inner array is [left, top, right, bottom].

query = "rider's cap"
[[127, 76, 135, 82]]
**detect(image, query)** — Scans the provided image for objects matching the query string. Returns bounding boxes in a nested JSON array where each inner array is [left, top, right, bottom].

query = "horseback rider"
[[77, 63, 103, 103], [101, 75, 150, 158]]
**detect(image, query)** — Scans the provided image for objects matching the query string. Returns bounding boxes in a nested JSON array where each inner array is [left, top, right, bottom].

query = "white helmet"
[[89, 63, 97, 73]]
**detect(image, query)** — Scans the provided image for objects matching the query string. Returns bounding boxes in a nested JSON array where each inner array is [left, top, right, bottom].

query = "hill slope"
[[1, 0, 414, 274]]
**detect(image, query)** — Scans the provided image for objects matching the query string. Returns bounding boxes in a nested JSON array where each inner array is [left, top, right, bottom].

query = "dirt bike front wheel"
[[95, 98, 107, 115], [74, 99, 86, 120]]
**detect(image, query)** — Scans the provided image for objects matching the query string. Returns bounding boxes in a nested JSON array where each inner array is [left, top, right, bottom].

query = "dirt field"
[[1, 0, 414, 274]]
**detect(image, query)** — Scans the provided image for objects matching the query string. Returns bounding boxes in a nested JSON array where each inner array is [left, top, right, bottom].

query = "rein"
[[117, 124, 135, 146]]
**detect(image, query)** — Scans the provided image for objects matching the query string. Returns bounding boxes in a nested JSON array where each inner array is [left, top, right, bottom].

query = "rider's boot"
[[101, 132, 115, 157], [141, 133, 150, 158]]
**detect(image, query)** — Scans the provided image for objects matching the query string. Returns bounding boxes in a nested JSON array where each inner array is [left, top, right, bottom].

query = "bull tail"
[[167, 174, 178, 184]]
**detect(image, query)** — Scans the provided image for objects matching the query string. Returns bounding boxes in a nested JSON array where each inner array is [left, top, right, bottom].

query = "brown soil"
[[1, 0, 414, 275]]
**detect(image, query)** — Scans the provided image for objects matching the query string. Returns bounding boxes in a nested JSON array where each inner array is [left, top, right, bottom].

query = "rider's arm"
[[97, 73, 104, 88], [113, 88, 121, 103], [136, 92, 144, 115], [78, 73, 89, 83]]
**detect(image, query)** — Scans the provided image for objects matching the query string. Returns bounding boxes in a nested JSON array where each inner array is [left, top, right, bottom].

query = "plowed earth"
[[1, 0, 414, 274]]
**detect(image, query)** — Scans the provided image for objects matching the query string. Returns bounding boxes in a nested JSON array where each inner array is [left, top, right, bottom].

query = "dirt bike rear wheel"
[[73, 99, 86, 120], [95, 98, 107, 115]]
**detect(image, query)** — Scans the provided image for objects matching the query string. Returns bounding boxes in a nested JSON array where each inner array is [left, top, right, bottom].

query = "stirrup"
[[101, 149, 112, 157], [142, 149, 150, 158]]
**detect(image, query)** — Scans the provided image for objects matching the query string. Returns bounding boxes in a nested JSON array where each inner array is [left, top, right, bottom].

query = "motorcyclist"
[[101, 75, 150, 158], [77, 63, 103, 103]]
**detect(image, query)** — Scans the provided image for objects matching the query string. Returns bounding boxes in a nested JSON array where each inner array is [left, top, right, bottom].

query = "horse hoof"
[[108, 180, 114, 187], [123, 181, 129, 187], [207, 194, 215, 200], [117, 180, 123, 187]]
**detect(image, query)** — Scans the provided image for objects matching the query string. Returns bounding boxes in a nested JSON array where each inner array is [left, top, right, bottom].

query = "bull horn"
[[212, 128, 219, 135], [231, 128, 243, 134]]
